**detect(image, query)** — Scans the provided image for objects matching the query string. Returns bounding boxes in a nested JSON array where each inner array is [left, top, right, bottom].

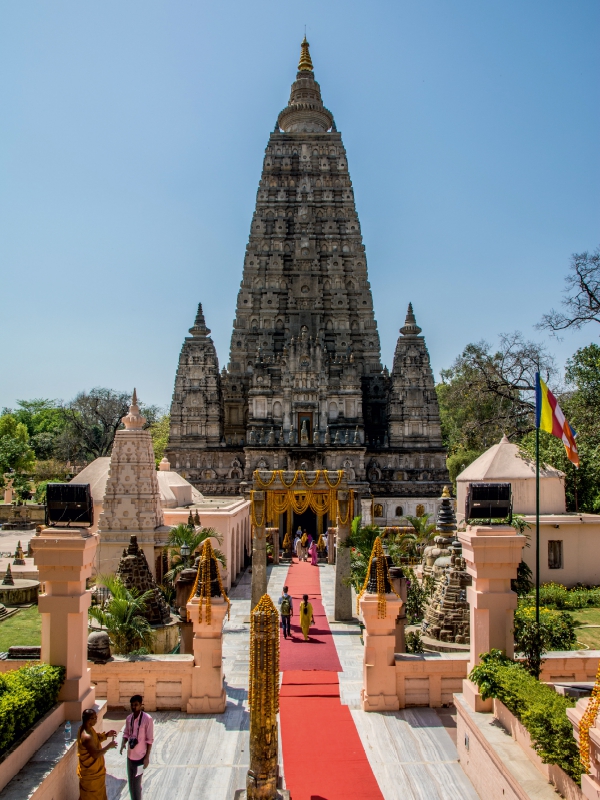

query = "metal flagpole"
[[535, 423, 540, 625], [535, 372, 540, 626]]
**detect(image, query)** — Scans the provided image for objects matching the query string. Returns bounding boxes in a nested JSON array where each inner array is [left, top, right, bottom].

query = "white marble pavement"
[[102, 562, 479, 799], [103, 564, 287, 800]]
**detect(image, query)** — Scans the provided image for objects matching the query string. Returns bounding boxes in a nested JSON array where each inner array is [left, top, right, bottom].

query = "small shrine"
[[420, 488, 471, 651], [115, 535, 171, 625]]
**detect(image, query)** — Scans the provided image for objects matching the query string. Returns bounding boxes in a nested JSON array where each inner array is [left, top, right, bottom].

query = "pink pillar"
[[32, 528, 98, 719], [186, 595, 227, 713], [360, 592, 402, 712], [459, 524, 523, 712]]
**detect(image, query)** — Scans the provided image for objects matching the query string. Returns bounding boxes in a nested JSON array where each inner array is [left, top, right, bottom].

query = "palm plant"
[[340, 516, 383, 592], [163, 523, 226, 585], [405, 512, 437, 554], [88, 575, 155, 655]]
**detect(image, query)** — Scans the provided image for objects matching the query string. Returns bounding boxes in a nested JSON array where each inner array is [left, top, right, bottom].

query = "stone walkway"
[[102, 562, 480, 799]]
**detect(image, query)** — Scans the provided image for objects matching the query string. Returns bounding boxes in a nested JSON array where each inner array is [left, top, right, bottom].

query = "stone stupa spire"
[[122, 388, 146, 430], [189, 303, 211, 337], [277, 37, 333, 133], [400, 303, 422, 337]]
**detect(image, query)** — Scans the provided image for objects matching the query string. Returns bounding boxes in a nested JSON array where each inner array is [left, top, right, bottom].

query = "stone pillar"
[[389, 566, 407, 653], [3, 480, 13, 505], [186, 595, 227, 713], [334, 490, 352, 620], [360, 592, 402, 711], [251, 491, 267, 611], [459, 524, 523, 712], [175, 563, 197, 654], [32, 527, 98, 719], [360, 494, 373, 525], [327, 527, 336, 565]]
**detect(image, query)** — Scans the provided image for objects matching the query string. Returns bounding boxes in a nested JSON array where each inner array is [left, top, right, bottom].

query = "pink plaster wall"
[[395, 653, 468, 708], [90, 655, 194, 710]]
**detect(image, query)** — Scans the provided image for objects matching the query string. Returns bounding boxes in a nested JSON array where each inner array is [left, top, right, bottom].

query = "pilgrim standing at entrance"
[[301, 531, 308, 561], [308, 539, 318, 566], [121, 695, 154, 800], [299, 593, 314, 641], [77, 708, 117, 800], [294, 532, 302, 561]]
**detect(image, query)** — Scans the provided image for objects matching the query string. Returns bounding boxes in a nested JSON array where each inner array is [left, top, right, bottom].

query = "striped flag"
[[535, 373, 579, 467]]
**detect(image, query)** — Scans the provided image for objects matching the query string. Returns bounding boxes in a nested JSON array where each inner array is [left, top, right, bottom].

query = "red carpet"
[[278, 560, 384, 800]]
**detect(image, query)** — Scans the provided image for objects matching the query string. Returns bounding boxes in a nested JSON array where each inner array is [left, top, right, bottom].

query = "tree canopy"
[[539, 246, 600, 333]]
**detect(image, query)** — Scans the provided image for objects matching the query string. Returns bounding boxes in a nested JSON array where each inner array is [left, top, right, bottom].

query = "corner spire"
[[189, 303, 211, 337], [298, 36, 313, 72], [400, 303, 422, 336], [122, 388, 146, 430]]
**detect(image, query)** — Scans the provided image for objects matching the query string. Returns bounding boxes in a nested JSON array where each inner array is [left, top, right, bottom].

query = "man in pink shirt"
[[120, 695, 154, 800]]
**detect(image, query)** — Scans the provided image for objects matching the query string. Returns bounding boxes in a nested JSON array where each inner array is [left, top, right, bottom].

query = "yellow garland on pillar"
[[186, 539, 231, 624], [248, 594, 280, 721], [356, 536, 400, 619], [337, 489, 353, 525], [579, 661, 600, 773], [317, 533, 326, 552]]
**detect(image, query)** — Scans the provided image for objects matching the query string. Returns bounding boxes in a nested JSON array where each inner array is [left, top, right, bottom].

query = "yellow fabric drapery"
[[253, 468, 344, 490], [251, 486, 354, 527]]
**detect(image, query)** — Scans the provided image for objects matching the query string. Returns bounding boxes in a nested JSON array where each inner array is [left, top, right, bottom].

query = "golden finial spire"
[[298, 36, 313, 72]]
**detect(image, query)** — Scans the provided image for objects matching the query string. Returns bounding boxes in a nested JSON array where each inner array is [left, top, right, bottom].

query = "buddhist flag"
[[535, 373, 579, 467]]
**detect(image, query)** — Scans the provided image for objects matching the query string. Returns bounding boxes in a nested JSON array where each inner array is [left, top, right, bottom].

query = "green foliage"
[[11, 399, 67, 460], [164, 523, 225, 584], [405, 630, 424, 654], [511, 560, 533, 597], [341, 517, 382, 593], [89, 575, 155, 655], [523, 582, 600, 610], [149, 414, 170, 466], [0, 414, 36, 489], [469, 650, 582, 782], [0, 664, 65, 754], [34, 479, 63, 504], [402, 567, 433, 623], [446, 449, 482, 489], [514, 606, 578, 675]]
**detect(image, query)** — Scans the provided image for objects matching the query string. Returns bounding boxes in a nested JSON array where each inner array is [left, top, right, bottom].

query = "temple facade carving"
[[166, 39, 448, 516]]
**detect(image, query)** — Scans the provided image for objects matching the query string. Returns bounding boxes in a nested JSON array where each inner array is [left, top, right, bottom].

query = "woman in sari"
[[300, 531, 308, 561], [308, 540, 318, 566], [299, 593, 314, 641], [77, 707, 117, 800]]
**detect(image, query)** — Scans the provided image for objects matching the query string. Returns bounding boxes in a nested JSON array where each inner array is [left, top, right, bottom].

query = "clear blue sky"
[[1, 1, 598, 411]]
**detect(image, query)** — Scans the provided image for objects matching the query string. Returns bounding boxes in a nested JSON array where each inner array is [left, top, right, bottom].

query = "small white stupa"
[[456, 435, 566, 518]]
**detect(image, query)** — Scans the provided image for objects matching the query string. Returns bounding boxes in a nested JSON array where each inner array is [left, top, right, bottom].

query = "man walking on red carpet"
[[278, 586, 293, 639]]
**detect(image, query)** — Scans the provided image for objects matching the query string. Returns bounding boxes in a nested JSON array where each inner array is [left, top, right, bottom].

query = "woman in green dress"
[[299, 594, 314, 641]]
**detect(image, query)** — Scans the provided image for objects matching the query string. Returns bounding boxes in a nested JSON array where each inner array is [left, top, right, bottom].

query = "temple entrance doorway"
[[291, 509, 329, 540]]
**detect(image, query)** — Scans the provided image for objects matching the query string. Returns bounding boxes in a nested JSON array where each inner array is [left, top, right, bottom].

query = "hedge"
[[523, 582, 600, 610], [470, 650, 582, 783], [0, 664, 65, 755]]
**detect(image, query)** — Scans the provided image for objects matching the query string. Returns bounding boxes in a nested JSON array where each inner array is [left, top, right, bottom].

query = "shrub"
[[0, 664, 65, 754], [406, 630, 424, 654], [404, 568, 432, 624], [470, 650, 582, 782], [523, 582, 600, 610], [514, 605, 578, 657]]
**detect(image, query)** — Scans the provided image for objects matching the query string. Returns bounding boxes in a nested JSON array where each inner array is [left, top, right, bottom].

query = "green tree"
[[446, 449, 482, 489], [11, 399, 67, 460], [0, 414, 36, 494], [436, 334, 556, 454], [340, 516, 382, 593], [164, 523, 225, 585], [149, 413, 170, 466], [539, 246, 600, 333], [88, 575, 155, 655]]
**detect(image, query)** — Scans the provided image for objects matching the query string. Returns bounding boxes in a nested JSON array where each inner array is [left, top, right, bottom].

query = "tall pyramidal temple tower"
[[166, 39, 448, 522]]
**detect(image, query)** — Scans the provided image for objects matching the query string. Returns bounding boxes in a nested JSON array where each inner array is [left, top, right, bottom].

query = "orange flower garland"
[[187, 539, 231, 624], [579, 660, 600, 774], [356, 536, 400, 618]]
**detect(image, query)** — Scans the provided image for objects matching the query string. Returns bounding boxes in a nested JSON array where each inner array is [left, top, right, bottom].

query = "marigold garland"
[[250, 491, 266, 527], [317, 533, 326, 552], [187, 539, 231, 624], [253, 468, 344, 491], [356, 536, 400, 618], [282, 530, 292, 551], [337, 490, 353, 525], [579, 660, 600, 773], [248, 594, 280, 724]]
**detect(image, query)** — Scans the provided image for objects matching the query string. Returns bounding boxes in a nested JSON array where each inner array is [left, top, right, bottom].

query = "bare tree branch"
[[538, 247, 600, 333]]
